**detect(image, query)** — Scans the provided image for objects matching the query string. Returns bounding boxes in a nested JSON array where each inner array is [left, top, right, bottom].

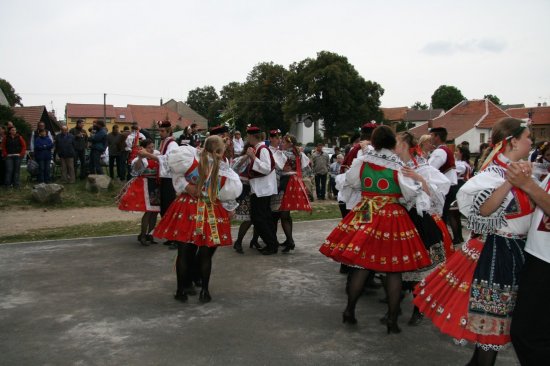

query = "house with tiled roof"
[[409, 99, 511, 153], [127, 104, 187, 130], [381, 106, 409, 125], [163, 99, 208, 130], [13, 106, 61, 137], [65, 103, 189, 132], [66, 103, 117, 131], [505, 105, 550, 142], [404, 109, 445, 128]]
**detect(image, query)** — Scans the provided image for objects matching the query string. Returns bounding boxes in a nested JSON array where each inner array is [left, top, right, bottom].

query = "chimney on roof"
[[160, 98, 163, 106], [538, 103, 542, 107], [544, 102, 548, 107]]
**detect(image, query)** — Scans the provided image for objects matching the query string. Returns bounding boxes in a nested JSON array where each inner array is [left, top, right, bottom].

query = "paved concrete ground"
[[0, 219, 519, 366]]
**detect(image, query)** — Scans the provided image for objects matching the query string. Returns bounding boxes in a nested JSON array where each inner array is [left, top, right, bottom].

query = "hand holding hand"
[[246, 147, 256, 159], [507, 162, 533, 188], [185, 184, 198, 197], [401, 166, 422, 181]]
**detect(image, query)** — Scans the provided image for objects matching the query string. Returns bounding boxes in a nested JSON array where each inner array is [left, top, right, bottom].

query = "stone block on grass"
[[86, 175, 112, 192], [32, 183, 64, 204]]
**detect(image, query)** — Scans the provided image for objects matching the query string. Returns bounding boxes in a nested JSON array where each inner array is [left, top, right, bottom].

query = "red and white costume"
[[118, 154, 161, 212]]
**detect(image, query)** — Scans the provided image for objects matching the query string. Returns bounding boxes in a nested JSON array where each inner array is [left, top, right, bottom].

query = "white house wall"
[[455, 128, 491, 153]]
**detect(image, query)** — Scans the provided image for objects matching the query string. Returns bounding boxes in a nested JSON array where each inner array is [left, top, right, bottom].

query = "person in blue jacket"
[[34, 129, 54, 183], [89, 119, 107, 175]]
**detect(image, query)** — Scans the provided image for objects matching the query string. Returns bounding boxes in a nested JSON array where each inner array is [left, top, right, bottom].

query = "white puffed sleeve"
[[131, 157, 148, 176], [272, 150, 287, 171], [219, 162, 243, 211], [345, 157, 363, 190], [398, 170, 429, 215], [456, 168, 509, 234], [300, 152, 310, 169], [416, 164, 451, 215]]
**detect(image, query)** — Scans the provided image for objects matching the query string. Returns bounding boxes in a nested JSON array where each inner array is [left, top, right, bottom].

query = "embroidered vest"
[[437, 145, 456, 174], [248, 145, 275, 179], [360, 162, 401, 196]]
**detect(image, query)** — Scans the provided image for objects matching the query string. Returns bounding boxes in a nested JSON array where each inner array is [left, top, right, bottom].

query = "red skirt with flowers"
[[153, 194, 232, 247], [280, 175, 312, 212], [432, 213, 454, 258], [413, 234, 525, 349], [118, 177, 160, 212], [319, 199, 431, 272]]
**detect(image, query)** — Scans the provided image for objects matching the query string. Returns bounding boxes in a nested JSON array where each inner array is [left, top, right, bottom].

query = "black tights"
[[140, 212, 158, 235], [385, 272, 402, 324], [344, 269, 370, 317], [448, 209, 464, 244], [235, 221, 259, 245], [466, 346, 497, 366], [278, 211, 294, 244], [176, 243, 217, 293]]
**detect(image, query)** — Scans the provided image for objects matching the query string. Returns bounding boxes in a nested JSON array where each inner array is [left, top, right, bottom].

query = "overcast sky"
[[1, 0, 549, 120]]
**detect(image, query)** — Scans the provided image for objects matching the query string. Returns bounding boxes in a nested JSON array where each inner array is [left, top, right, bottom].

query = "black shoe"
[[387, 320, 402, 334], [174, 292, 188, 302], [249, 240, 261, 249], [199, 289, 211, 303], [183, 286, 197, 296], [163, 240, 173, 246], [233, 241, 244, 254], [138, 234, 149, 246], [146, 234, 158, 244], [342, 311, 357, 325], [407, 312, 424, 326], [261, 247, 278, 255], [379, 308, 402, 324], [168, 243, 178, 250], [281, 241, 295, 253]]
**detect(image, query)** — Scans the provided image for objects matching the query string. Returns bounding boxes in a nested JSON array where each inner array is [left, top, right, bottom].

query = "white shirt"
[[125, 131, 145, 151], [156, 138, 179, 178], [249, 142, 277, 197], [233, 137, 244, 155], [428, 146, 458, 185], [525, 175, 550, 263]]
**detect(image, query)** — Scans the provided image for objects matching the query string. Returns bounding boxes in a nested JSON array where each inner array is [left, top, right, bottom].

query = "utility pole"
[[103, 93, 107, 124]]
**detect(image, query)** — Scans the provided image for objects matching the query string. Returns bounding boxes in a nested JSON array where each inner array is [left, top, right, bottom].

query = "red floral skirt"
[[280, 175, 312, 212], [413, 236, 522, 349], [153, 194, 232, 247], [319, 201, 431, 272], [118, 177, 160, 212]]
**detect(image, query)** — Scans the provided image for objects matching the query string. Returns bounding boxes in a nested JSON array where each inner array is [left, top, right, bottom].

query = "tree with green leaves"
[[411, 101, 428, 110], [431, 85, 465, 111], [186, 86, 219, 120], [0, 78, 23, 107], [484, 94, 501, 105], [284, 51, 384, 140]]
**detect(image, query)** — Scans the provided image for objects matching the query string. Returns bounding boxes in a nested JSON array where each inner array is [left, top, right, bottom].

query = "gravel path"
[[0, 207, 142, 237]]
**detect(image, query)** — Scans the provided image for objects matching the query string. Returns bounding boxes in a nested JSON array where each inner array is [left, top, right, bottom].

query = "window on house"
[[480, 133, 485, 143]]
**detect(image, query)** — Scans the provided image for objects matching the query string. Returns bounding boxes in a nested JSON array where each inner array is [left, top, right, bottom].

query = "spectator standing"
[[311, 143, 330, 200], [189, 123, 200, 148], [1, 126, 27, 188], [107, 125, 124, 180], [69, 119, 88, 179], [0, 126, 6, 186], [118, 126, 130, 180], [29, 121, 53, 159], [232, 131, 244, 155], [329, 154, 343, 199], [54, 126, 76, 183], [34, 129, 54, 183], [89, 120, 107, 175]]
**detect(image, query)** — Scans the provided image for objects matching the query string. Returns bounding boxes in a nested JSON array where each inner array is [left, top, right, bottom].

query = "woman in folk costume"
[[231, 142, 261, 253], [118, 138, 160, 246], [395, 132, 452, 326], [275, 133, 312, 252], [320, 126, 432, 333], [154, 135, 242, 303], [449, 145, 473, 247], [413, 118, 535, 366]]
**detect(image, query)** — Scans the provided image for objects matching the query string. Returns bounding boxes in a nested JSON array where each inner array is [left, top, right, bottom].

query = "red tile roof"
[[114, 107, 134, 124], [66, 103, 117, 118], [410, 99, 510, 140], [381, 107, 409, 121], [13, 106, 60, 132], [127, 105, 189, 129], [505, 106, 550, 125]]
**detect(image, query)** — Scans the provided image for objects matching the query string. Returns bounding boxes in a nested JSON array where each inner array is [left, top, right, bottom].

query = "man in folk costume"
[[508, 163, 550, 365], [340, 121, 377, 175], [138, 120, 179, 249], [428, 127, 458, 240], [246, 125, 280, 255]]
